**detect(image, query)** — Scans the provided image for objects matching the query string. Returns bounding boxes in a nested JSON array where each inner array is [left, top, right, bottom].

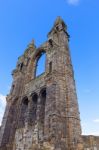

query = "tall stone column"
[[46, 17, 84, 150]]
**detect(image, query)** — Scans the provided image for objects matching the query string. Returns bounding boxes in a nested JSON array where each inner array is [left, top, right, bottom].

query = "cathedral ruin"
[[0, 17, 99, 150]]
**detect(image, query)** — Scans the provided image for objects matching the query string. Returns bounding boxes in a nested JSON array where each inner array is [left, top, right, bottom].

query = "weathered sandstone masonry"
[[0, 17, 99, 150]]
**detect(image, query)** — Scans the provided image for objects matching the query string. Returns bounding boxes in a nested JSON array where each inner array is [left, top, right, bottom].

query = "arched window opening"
[[41, 89, 46, 105], [23, 97, 29, 106], [35, 51, 46, 77], [19, 97, 29, 127], [31, 93, 38, 123], [32, 93, 38, 104], [39, 88, 46, 135]]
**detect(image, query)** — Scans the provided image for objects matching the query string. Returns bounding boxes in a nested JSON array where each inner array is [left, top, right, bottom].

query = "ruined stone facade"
[[0, 17, 99, 150], [82, 136, 99, 150]]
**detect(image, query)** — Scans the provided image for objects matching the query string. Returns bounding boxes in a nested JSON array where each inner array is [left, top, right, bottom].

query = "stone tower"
[[0, 17, 83, 150]]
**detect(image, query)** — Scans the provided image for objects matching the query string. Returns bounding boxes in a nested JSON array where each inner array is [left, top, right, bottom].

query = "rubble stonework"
[[0, 17, 99, 150], [82, 136, 99, 150]]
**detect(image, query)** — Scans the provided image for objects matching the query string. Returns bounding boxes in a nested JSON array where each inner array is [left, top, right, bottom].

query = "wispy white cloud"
[[81, 121, 99, 136], [0, 94, 6, 125], [83, 131, 99, 136], [93, 119, 99, 123], [67, 0, 80, 5]]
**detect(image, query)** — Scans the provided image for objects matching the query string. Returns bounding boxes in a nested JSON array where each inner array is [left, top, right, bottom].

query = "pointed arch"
[[35, 51, 46, 77], [19, 96, 29, 127], [39, 88, 46, 135], [31, 93, 38, 122]]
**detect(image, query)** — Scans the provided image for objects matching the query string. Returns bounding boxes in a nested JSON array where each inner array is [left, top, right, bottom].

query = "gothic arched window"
[[35, 51, 46, 77], [32, 93, 38, 122], [39, 88, 46, 135], [19, 97, 29, 127]]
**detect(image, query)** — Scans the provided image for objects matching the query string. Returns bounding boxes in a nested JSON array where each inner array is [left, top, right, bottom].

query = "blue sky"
[[0, 0, 99, 135]]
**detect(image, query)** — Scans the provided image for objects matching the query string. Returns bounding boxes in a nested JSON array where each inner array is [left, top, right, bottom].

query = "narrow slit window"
[[49, 62, 52, 73]]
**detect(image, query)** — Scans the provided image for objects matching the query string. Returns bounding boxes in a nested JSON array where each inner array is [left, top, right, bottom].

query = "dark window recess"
[[18, 62, 24, 71], [32, 93, 38, 123], [32, 94, 38, 104], [20, 62, 23, 71], [39, 88, 46, 135], [56, 26, 59, 31], [49, 62, 52, 73], [19, 97, 29, 127], [49, 39, 53, 47], [23, 98, 28, 106]]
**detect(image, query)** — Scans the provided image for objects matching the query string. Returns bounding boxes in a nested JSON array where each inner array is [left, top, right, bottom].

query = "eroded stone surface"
[[82, 136, 99, 150], [0, 17, 98, 150]]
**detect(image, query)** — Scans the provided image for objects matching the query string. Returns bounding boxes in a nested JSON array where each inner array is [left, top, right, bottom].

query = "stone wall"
[[83, 135, 99, 150], [0, 17, 99, 150]]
